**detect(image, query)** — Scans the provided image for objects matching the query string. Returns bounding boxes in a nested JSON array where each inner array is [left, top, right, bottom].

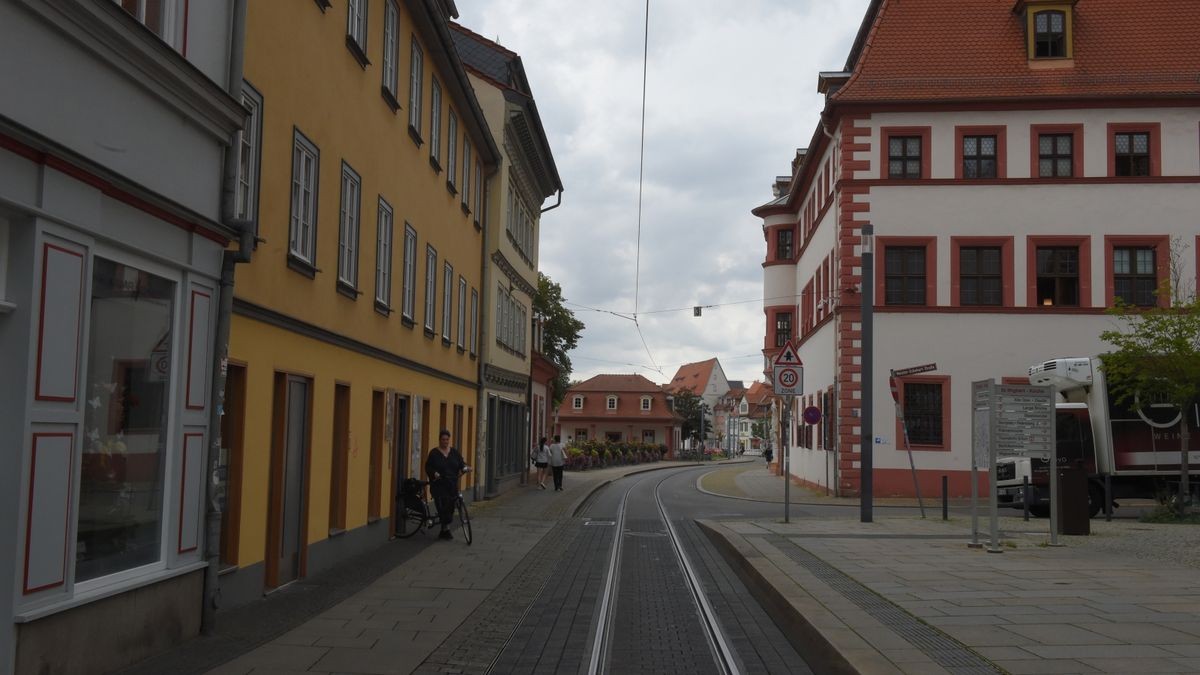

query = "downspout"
[[539, 189, 562, 214], [202, 0, 251, 636], [475, 177, 490, 501]]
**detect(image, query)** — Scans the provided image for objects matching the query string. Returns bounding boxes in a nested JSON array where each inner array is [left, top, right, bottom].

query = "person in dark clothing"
[[425, 429, 471, 540]]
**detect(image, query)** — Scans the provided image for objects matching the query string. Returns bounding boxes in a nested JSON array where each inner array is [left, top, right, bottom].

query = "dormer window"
[[572, 395, 583, 410], [607, 396, 618, 411], [641, 396, 652, 411], [1034, 11, 1065, 58]]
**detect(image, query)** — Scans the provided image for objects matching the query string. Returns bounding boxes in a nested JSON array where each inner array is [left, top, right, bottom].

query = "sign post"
[[970, 380, 991, 549], [891, 363, 934, 520], [772, 342, 803, 524], [993, 382, 1057, 546]]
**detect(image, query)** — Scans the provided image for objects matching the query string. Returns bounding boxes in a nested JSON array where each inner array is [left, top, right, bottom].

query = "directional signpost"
[[772, 342, 802, 523], [891, 363, 936, 518]]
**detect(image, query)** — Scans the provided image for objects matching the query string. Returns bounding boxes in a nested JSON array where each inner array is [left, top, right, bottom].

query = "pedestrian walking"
[[425, 429, 471, 540], [532, 436, 550, 489], [548, 435, 566, 491]]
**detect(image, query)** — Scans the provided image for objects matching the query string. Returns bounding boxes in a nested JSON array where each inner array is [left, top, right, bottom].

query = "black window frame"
[[1112, 246, 1157, 307], [959, 246, 1003, 306], [1114, 132, 1151, 177], [1033, 10, 1066, 58], [774, 312, 792, 348], [961, 134, 998, 179], [887, 135, 922, 180], [1038, 133, 1074, 178], [1035, 246, 1080, 307], [884, 246, 927, 306], [903, 382, 944, 446], [776, 228, 793, 260]]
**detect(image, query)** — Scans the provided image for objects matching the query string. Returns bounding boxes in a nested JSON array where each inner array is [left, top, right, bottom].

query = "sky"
[[455, 0, 870, 387]]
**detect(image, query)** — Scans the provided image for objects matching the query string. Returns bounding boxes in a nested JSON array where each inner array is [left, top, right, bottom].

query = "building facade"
[[756, 0, 1200, 497], [218, 0, 499, 606], [555, 375, 679, 450], [449, 23, 562, 498], [0, 1, 246, 671], [668, 358, 731, 446]]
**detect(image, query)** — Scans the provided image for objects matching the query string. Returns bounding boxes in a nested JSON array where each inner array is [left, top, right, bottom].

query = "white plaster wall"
[[763, 264, 796, 308]]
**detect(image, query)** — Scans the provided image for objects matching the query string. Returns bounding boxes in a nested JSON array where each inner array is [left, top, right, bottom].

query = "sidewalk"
[[699, 465, 1200, 674], [121, 459, 717, 675]]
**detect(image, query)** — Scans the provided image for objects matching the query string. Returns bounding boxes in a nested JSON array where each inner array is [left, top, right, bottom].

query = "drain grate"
[[764, 534, 1003, 675]]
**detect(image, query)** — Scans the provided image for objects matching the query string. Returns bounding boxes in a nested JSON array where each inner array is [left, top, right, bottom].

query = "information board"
[[993, 384, 1055, 460]]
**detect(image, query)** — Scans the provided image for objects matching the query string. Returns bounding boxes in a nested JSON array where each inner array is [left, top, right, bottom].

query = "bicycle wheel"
[[455, 496, 472, 545], [396, 504, 427, 539]]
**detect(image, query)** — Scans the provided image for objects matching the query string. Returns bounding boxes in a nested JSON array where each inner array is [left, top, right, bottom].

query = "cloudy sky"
[[456, 0, 870, 386]]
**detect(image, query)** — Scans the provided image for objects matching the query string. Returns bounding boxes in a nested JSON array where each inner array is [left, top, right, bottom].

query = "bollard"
[[941, 475, 948, 521], [1022, 475, 1030, 522]]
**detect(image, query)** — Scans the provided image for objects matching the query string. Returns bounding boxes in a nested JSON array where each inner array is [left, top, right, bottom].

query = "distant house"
[[668, 358, 730, 443], [555, 374, 680, 451], [714, 381, 749, 452]]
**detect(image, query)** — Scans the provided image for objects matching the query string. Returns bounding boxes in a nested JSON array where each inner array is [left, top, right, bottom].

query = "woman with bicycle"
[[425, 429, 471, 540]]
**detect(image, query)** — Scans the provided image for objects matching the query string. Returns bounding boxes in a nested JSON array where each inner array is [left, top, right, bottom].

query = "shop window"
[[79, 257, 175, 582]]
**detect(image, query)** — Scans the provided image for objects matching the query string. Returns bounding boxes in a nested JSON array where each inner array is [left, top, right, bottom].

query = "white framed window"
[[469, 287, 478, 355], [641, 397, 652, 411], [607, 396, 618, 411], [442, 262, 453, 341], [408, 37, 424, 132], [289, 130, 319, 266], [473, 161, 483, 222], [375, 198, 393, 308], [572, 396, 583, 410], [457, 276, 467, 349], [461, 139, 472, 209], [347, 0, 367, 51], [429, 79, 442, 166], [381, 0, 398, 97], [447, 111, 458, 188], [338, 162, 361, 289], [235, 83, 264, 228], [402, 224, 417, 320], [424, 245, 437, 331], [739, 401, 748, 415], [114, 0, 184, 48]]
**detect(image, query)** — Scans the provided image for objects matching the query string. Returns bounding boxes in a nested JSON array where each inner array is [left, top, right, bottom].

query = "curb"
[[696, 520, 896, 675], [568, 459, 753, 517], [693, 465, 976, 511]]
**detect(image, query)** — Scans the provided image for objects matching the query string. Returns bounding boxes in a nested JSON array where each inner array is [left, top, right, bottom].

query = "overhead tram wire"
[[566, 294, 808, 318], [630, 0, 662, 377]]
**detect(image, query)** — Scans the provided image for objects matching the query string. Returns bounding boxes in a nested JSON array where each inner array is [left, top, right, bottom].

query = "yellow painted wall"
[[228, 1, 490, 569]]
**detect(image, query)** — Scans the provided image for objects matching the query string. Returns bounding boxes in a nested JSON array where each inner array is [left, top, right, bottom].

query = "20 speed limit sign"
[[773, 365, 803, 395]]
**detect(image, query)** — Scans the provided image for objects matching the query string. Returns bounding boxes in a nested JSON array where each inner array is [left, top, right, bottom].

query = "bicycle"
[[396, 477, 472, 545]]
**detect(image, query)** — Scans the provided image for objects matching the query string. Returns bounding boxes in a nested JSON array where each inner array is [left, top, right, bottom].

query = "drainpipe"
[[539, 189, 562, 214], [202, 0, 251, 636]]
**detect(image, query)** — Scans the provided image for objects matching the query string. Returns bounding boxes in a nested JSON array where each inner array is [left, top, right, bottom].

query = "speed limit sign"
[[773, 365, 803, 395]]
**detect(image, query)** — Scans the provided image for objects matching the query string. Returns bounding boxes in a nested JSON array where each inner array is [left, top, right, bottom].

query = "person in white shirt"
[[548, 435, 567, 491]]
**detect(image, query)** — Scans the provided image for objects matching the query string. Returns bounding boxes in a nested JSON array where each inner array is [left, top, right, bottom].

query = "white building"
[[756, 0, 1200, 498]]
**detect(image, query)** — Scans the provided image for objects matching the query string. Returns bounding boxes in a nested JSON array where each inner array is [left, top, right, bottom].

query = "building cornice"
[[483, 363, 529, 393], [490, 250, 537, 297]]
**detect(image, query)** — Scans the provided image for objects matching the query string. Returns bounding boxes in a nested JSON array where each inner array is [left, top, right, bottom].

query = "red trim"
[[1029, 123, 1084, 178], [949, 236, 1014, 307], [765, 306, 797, 351], [877, 305, 1107, 315], [35, 243, 84, 403], [0, 131, 230, 245], [895, 375, 951, 452], [178, 433, 203, 554], [879, 126, 932, 180], [847, 175, 1200, 188], [1026, 235, 1092, 307], [1102, 235, 1170, 308], [185, 290, 212, 410], [23, 432, 75, 595], [953, 125, 1008, 180], [875, 236, 937, 307], [1196, 235, 1200, 292], [1106, 122, 1162, 177], [833, 97, 1200, 114]]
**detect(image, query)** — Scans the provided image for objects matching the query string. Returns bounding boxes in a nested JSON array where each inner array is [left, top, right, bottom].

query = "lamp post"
[[861, 223, 875, 523]]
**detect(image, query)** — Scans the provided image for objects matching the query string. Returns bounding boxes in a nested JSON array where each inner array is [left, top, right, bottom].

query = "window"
[[474, 161, 483, 223], [375, 198, 393, 309], [885, 247, 927, 305], [903, 381, 945, 447], [234, 83, 264, 227], [447, 112, 458, 189], [430, 79, 442, 167], [607, 396, 618, 411], [776, 228, 793, 260], [462, 139, 472, 210], [408, 38, 423, 134], [289, 130, 319, 267], [1113, 246, 1156, 307], [573, 396, 583, 410], [575, 429, 588, 442], [959, 247, 1002, 306], [961, 135, 997, 179], [642, 430, 655, 444], [346, 0, 368, 62], [774, 312, 791, 348], [115, 0, 182, 46], [338, 162, 361, 289], [381, 1, 398, 100], [1033, 10, 1066, 58], [496, 286, 527, 354], [1113, 132, 1150, 177], [507, 179, 536, 263], [457, 276, 467, 349], [641, 397, 652, 411], [1038, 134, 1073, 177], [442, 262, 453, 342], [424, 245, 436, 332], [739, 401, 748, 415], [887, 136, 921, 179], [1036, 246, 1079, 307], [469, 287, 478, 354], [79, 257, 175, 581], [402, 224, 417, 321], [330, 384, 350, 532]]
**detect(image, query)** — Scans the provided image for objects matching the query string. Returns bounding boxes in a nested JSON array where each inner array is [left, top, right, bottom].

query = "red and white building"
[[756, 0, 1200, 497], [555, 374, 680, 451]]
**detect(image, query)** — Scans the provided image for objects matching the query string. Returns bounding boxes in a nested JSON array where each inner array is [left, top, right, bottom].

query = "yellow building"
[[220, 0, 498, 601]]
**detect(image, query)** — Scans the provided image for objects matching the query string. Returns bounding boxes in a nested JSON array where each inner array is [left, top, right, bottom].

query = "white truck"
[[995, 357, 1200, 517]]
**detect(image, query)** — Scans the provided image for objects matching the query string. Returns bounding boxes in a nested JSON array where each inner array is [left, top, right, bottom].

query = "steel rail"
[[585, 475, 634, 675]]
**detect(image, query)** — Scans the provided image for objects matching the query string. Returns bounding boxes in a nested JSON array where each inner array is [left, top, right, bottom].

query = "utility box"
[[1057, 466, 1090, 535]]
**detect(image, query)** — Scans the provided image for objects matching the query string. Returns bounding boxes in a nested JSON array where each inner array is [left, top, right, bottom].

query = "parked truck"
[[995, 357, 1200, 517]]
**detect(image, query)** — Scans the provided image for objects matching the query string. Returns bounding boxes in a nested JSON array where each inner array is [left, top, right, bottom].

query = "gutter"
[[202, 0, 252, 635]]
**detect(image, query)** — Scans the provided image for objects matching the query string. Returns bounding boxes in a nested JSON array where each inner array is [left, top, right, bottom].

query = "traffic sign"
[[802, 406, 821, 425], [773, 364, 803, 396], [773, 341, 802, 367], [892, 363, 937, 377]]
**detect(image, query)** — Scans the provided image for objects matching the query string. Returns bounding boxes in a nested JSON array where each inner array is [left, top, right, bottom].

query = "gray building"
[[0, 1, 245, 672]]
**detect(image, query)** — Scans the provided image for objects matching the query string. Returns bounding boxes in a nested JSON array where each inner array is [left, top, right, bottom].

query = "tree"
[[1100, 238, 1200, 514], [670, 389, 710, 442], [751, 419, 770, 448], [533, 273, 585, 407]]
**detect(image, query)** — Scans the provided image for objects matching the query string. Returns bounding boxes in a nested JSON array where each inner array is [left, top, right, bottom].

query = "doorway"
[[390, 394, 410, 537], [267, 373, 311, 588]]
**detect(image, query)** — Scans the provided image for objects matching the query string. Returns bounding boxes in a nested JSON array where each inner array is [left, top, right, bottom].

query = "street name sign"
[[892, 362, 937, 377]]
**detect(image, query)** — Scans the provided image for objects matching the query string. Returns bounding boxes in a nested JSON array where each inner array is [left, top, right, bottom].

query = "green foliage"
[[1140, 503, 1200, 524], [751, 419, 770, 442], [533, 273, 585, 407], [671, 389, 710, 439]]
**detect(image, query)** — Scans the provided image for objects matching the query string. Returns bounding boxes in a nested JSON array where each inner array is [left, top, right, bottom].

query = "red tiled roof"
[[745, 381, 774, 406], [833, 0, 1200, 103], [571, 373, 665, 393], [668, 359, 718, 396]]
